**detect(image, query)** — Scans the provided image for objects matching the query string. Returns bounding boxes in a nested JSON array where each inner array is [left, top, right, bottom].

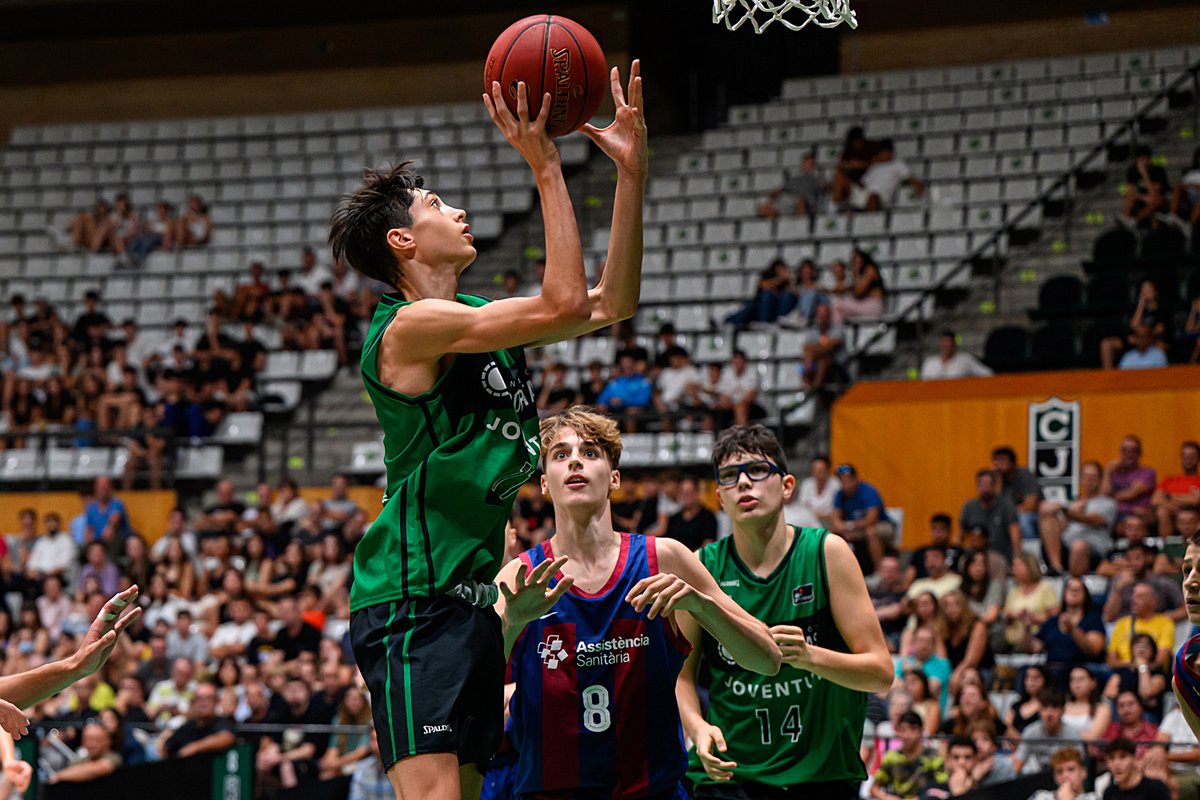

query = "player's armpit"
[[389, 294, 590, 360]]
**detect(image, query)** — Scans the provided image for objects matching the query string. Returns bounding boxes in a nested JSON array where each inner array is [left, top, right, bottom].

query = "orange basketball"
[[484, 15, 607, 137]]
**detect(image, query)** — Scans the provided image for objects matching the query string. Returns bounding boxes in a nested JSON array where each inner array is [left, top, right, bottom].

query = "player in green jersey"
[[677, 425, 893, 799], [329, 64, 647, 800]]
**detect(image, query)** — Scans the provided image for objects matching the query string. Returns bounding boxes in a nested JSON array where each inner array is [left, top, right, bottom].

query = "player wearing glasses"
[[677, 425, 893, 799]]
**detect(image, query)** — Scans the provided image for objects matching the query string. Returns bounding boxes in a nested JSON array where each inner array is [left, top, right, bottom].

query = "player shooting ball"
[[330, 62, 646, 800]]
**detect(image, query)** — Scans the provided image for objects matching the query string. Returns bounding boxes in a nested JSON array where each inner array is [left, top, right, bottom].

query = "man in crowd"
[[904, 513, 962, 589], [1102, 737, 1170, 800], [758, 150, 825, 219], [960, 468, 1021, 580], [665, 475, 718, 551], [829, 463, 892, 576], [596, 352, 653, 432], [905, 545, 961, 600], [870, 711, 946, 800], [1040, 460, 1117, 577], [1103, 435, 1157, 533], [992, 446, 1043, 542], [161, 682, 236, 760], [870, 555, 908, 653], [1014, 688, 1084, 775], [1107, 584, 1175, 670], [1153, 440, 1200, 537], [919, 330, 993, 380], [1027, 748, 1099, 800], [1103, 542, 1185, 623]]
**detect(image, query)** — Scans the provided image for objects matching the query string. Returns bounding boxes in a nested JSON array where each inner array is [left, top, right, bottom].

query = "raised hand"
[[483, 80, 560, 173], [581, 60, 647, 178], [73, 585, 142, 678], [499, 557, 574, 626], [625, 573, 706, 620]]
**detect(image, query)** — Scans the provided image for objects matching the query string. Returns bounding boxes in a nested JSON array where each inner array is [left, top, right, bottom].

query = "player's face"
[[1182, 543, 1200, 625], [540, 429, 618, 511], [715, 450, 794, 526], [405, 189, 476, 273]]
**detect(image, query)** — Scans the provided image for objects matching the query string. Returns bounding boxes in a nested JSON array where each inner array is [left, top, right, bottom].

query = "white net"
[[713, 0, 858, 33]]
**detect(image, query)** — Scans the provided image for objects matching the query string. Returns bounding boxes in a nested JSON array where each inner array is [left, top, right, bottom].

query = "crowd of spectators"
[[61, 194, 213, 267]]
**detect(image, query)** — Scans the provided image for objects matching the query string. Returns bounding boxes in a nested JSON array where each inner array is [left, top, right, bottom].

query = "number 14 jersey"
[[509, 533, 692, 799]]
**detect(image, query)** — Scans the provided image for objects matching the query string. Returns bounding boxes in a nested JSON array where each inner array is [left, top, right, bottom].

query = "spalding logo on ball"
[[484, 14, 607, 137]]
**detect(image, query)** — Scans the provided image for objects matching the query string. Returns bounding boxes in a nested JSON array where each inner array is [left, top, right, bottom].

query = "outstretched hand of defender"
[[771, 624, 815, 671], [626, 573, 706, 620], [500, 557, 573, 625], [581, 60, 647, 177], [73, 585, 142, 678], [483, 80, 560, 171], [693, 723, 736, 782]]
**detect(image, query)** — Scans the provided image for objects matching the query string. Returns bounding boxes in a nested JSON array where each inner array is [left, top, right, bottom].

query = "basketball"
[[484, 14, 607, 137]]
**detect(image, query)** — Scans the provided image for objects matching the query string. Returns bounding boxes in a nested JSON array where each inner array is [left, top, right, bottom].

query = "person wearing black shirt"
[[162, 682, 236, 760], [260, 678, 328, 790], [536, 363, 579, 414], [271, 595, 321, 662], [578, 360, 607, 406], [664, 476, 717, 551], [1101, 738, 1170, 800], [197, 480, 247, 537], [1121, 145, 1171, 228], [71, 290, 112, 348], [904, 513, 963, 588]]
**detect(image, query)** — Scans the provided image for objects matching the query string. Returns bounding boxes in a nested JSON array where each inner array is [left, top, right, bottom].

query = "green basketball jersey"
[[349, 292, 541, 612], [688, 526, 868, 787]]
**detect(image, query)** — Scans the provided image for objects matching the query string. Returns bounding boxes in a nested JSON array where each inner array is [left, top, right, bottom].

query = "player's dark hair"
[[329, 161, 424, 289], [1105, 737, 1135, 756], [947, 735, 976, 754], [712, 424, 788, 475], [991, 446, 1017, 462]]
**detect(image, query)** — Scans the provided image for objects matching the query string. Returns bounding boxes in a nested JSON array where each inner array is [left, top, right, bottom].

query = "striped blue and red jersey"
[[509, 532, 692, 799], [1174, 632, 1200, 719]]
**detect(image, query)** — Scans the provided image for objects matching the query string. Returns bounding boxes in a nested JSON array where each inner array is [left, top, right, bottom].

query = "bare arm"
[[49, 757, 117, 784], [772, 535, 893, 692], [177, 730, 236, 759], [675, 614, 738, 783]]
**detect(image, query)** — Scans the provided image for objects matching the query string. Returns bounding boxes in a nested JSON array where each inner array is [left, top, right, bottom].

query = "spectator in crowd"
[[146, 657, 196, 727], [1100, 693, 1162, 763], [1102, 281, 1167, 369], [653, 346, 706, 430], [1107, 582, 1174, 671], [536, 362, 578, 415], [725, 260, 795, 327], [901, 668, 941, 734], [26, 511, 76, 585], [67, 199, 114, 252], [799, 302, 845, 395], [1033, 576, 1106, 686], [1102, 541, 1184, 622], [348, 729, 390, 800], [906, 546, 961, 600], [960, 468, 1021, 579], [778, 259, 825, 329], [1064, 666, 1112, 742], [127, 201, 178, 263], [940, 681, 999, 738], [165, 609, 208, 665], [870, 710, 947, 800], [45, 722, 121, 784], [783, 454, 838, 529], [849, 139, 925, 212], [1006, 664, 1050, 736], [1156, 701, 1200, 800], [900, 590, 947, 659], [1002, 552, 1059, 653], [84, 475, 131, 557], [322, 474, 360, 530], [179, 194, 212, 247], [1168, 145, 1200, 229], [831, 126, 878, 209], [271, 595, 321, 662], [958, 549, 1004, 652], [318, 686, 371, 779], [1104, 633, 1168, 724], [1040, 460, 1117, 577], [36, 574, 74, 641], [940, 590, 991, 696], [869, 556, 908, 652], [160, 681, 235, 760], [258, 677, 329, 793], [715, 349, 765, 426], [1027, 747, 1100, 800], [819, 258, 852, 299], [991, 446, 1043, 542], [920, 329, 993, 380], [1014, 687, 1084, 775], [829, 462, 892, 576], [967, 719, 1017, 787], [830, 249, 886, 325], [1118, 325, 1169, 370], [1102, 736, 1171, 800], [596, 353, 652, 432], [663, 476, 717, 551], [905, 514, 962, 589], [758, 150, 825, 219], [97, 193, 141, 265], [1121, 145, 1171, 229], [71, 290, 111, 351], [1153, 440, 1200, 536], [896, 626, 952, 711], [78, 541, 120, 597]]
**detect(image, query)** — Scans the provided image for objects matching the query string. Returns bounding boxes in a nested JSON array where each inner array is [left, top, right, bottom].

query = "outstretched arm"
[[494, 556, 574, 658], [530, 61, 648, 345], [0, 586, 141, 710]]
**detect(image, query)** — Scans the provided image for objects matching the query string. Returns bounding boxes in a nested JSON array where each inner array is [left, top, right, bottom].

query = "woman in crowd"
[[179, 194, 213, 247], [940, 681, 999, 738], [1063, 665, 1111, 740], [1033, 575, 1106, 686], [900, 590, 948, 658], [1104, 633, 1168, 723], [959, 548, 1005, 651], [1002, 552, 1059, 653], [902, 668, 942, 734], [155, 536, 196, 601], [724, 259, 796, 327], [1005, 664, 1051, 737], [941, 589, 993, 696], [830, 248, 886, 324], [778, 259, 826, 327], [318, 686, 372, 779]]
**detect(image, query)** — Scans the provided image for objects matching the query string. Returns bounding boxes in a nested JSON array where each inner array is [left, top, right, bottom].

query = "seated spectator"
[[166, 608, 209, 665], [257, 677, 329, 792], [578, 359, 607, 406], [870, 710, 946, 800], [920, 329, 993, 380], [1102, 280, 1168, 369], [653, 346, 706, 430], [1003, 552, 1060, 653], [1027, 747, 1100, 800], [829, 462, 892, 575], [991, 446, 1043, 542], [25, 510, 76, 584], [1107, 584, 1174, 671], [270, 595, 321, 662], [724, 260, 795, 327], [314, 281, 351, 367], [1006, 664, 1050, 737], [907, 546, 961, 601], [146, 657, 197, 726], [35, 574, 73, 641], [318, 686, 372, 779], [869, 555, 908, 653], [896, 626, 951, 711], [941, 590, 991, 694], [965, 719, 1018, 788], [777, 259, 825, 328], [1033, 576, 1106, 685], [1101, 693, 1161, 763], [830, 249, 885, 325], [866, 690, 913, 775], [905, 514, 962, 589], [1040, 460, 1116, 576], [1102, 540, 1184, 623], [295, 246, 334, 297], [596, 353, 652, 432], [901, 668, 941, 734], [783, 454, 838, 529], [196, 479, 247, 538], [715, 350, 765, 426], [1102, 737, 1171, 800], [831, 126, 878, 209], [1155, 703, 1200, 800], [958, 548, 1004, 652], [1120, 145, 1171, 229], [67, 199, 113, 252], [1168, 145, 1200, 229], [536, 362, 579, 414], [210, 596, 257, 660], [900, 591, 947, 659], [960, 468, 1020, 579], [127, 200, 178, 262], [849, 139, 924, 212], [1015, 687, 1084, 775], [79, 541, 120, 597], [1152, 440, 1200, 536], [95, 193, 140, 264], [347, 730, 390, 800], [323, 473, 361, 529], [179, 193, 212, 247], [122, 403, 167, 490], [758, 150, 825, 219], [160, 681, 236, 760], [1064, 666, 1111, 741], [664, 476, 717, 551], [941, 681, 999, 738], [1104, 633, 1168, 723], [819, 258, 852, 298], [799, 302, 845, 394], [942, 737, 981, 797], [45, 722, 121, 785]]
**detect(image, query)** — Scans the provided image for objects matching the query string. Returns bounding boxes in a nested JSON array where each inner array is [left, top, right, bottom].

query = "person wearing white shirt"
[[654, 347, 703, 427], [296, 246, 334, 296], [25, 513, 78, 582], [209, 598, 258, 660], [716, 350, 765, 425], [783, 455, 839, 528], [850, 139, 924, 211], [150, 510, 199, 563], [1157, 706, 1200, 799], [920, 330, 994, 380]]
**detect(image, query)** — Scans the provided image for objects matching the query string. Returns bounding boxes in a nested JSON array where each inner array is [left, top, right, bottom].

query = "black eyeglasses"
[[716, 460, 784, 487]]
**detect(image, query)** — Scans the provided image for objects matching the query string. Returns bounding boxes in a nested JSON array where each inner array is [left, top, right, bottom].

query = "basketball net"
[[712, 0, 858, 33]]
